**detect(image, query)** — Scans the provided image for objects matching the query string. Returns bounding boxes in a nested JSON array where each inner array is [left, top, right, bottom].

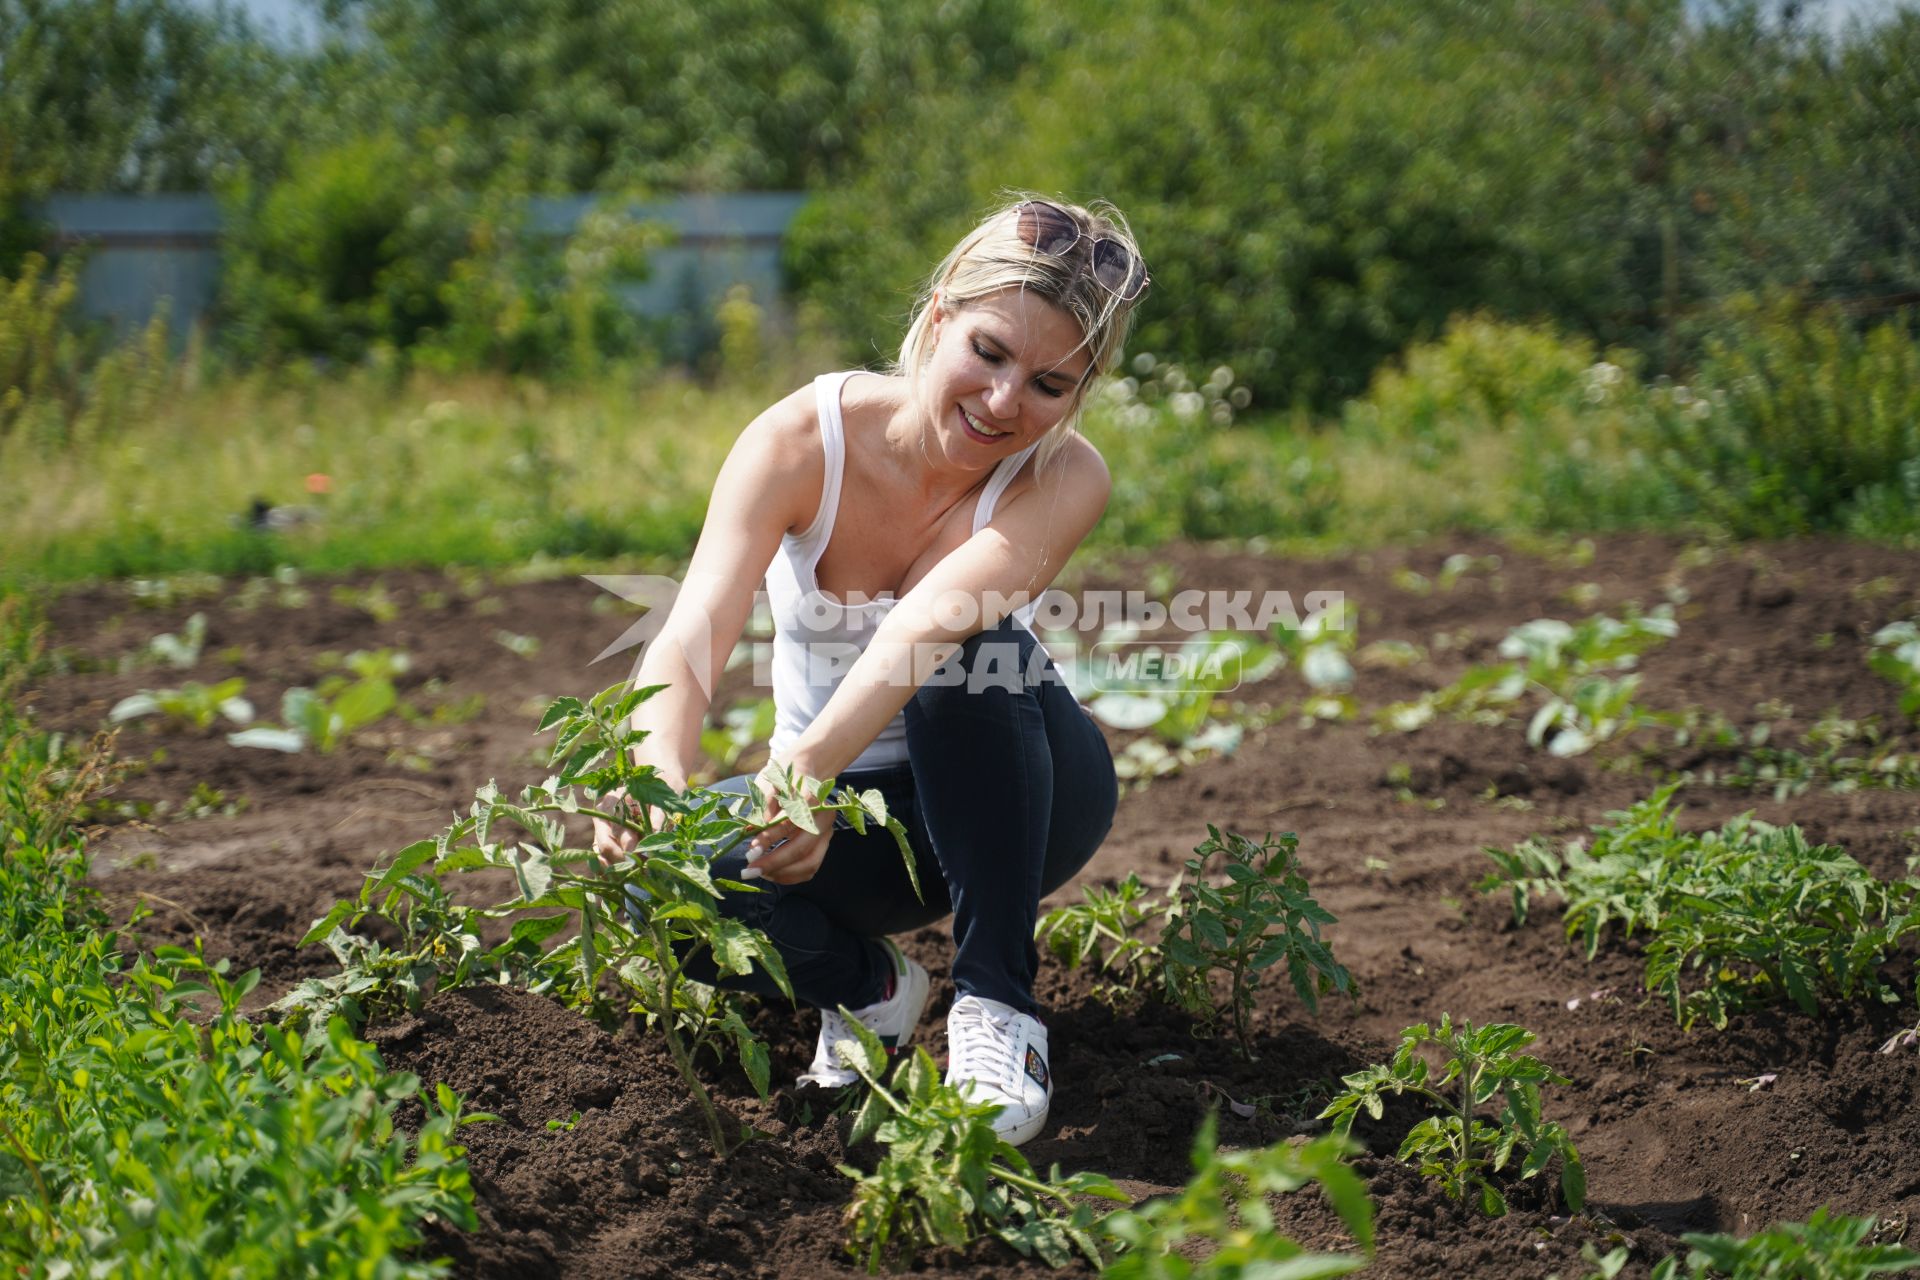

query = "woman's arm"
[[592, 389, 814, 858], [629, 387, 816, 775], [786, 436, 1111, 784]]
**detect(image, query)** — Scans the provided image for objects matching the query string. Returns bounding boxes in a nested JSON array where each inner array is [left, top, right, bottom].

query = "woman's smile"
[[958, 404, 1014, 444]]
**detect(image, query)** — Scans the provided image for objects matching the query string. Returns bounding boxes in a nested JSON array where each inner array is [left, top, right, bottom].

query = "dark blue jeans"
[[680, 618, 1117, 1017]]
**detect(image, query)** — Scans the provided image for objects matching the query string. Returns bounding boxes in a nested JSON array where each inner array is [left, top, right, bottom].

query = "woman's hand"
[[744, 761, 834, 885], [591, 763, 686, 866], [743, 809, 834, 885], [591, 789, 647, 865]]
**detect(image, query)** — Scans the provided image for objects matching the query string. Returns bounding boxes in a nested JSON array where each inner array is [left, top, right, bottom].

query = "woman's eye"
[[971, 341, 1001, 364], [1035, 381, 1066, 399]]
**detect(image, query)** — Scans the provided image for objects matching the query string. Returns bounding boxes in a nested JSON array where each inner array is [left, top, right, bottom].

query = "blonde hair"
[[894, 194, 1146, 475]]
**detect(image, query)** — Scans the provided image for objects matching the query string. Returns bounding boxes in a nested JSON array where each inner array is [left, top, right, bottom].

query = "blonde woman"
[[593, 197, 1148, 1146]]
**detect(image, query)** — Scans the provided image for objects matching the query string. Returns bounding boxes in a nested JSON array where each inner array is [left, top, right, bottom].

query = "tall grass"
[[4, 301, 1916, 589]]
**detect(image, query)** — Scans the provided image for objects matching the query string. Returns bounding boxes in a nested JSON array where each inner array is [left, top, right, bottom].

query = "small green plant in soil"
[[1070, 631, 1285, 786], [1869, 619, 1920, 725], [1483, 783, 1920, 1029], [1320, 1015, 1586, 1217], [1650, 1207, 1920, 1279], [109, 677, 254, 731], [1099, 1111, 1374, 1280], [1161, 826, 1354, 1059], [832, 1018, 1126, 1273], [286, 681, 917, 1155], [1669, 710, 1920, 799], [1378, 604, 1676, 754], [228, 660, 402, 752], [138, 610, 207, 669], [1034, 871, 1169, 1006]]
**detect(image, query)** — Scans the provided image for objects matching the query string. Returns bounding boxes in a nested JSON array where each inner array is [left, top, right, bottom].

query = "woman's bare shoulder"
[[731, 377, 832, 536]]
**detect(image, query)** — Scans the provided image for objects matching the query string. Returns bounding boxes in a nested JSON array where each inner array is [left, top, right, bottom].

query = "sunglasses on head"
[[1013, 200, 1149, 302]]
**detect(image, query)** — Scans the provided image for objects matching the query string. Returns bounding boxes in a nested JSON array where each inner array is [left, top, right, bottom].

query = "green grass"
[[6, 306, 1917, 590]]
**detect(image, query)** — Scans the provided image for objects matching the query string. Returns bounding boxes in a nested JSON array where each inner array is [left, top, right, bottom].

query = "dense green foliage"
[[1483, 784, 1920, 1028], [5, 0, 1917, 389], [0, 601, 485, 1276]]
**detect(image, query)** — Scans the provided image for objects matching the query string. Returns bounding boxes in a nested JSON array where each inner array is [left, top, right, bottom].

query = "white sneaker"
[[944, 994, 1051, 1147], [796, 939, 930, 1088]]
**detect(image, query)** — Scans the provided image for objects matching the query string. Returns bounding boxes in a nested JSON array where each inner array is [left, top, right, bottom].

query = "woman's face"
[[919, 287, 1093, 469]]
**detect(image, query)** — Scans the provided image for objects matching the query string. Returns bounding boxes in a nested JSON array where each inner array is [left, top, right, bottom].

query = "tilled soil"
[[23, 532, 1920, 1279]]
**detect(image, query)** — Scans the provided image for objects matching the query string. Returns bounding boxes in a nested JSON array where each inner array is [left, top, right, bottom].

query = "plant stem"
[[1458, 1062, 1477, 1171], [646, 917, 729, 1155]]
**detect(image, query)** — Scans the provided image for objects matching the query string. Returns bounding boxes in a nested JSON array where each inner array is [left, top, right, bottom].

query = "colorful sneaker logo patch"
[[1024, 1045, 1049, 1089]]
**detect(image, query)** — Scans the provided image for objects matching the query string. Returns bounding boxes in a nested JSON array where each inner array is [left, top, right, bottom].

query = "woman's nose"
[[983, 372, 1020, 420]]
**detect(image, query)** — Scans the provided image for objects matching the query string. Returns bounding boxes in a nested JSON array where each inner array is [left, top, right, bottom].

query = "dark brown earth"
[[21, 533, 1920, 1279]]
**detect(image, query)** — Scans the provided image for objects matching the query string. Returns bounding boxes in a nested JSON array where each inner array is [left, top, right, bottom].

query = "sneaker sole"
[[993, 1102, 1050, 1147]]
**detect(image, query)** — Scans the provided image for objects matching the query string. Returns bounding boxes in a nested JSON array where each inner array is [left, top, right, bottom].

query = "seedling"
[[832, 1018, 1126, 1272], [1483, 784, 1920, 1028], [140, 611, 207, 669], [109, 678, 253, 731], [1650, 1207, 1920, 1279], [1670, 710, 1920, 799], [287, 682, 918, 1156], [228, 678, 396, 752], [1869, 620, 1920, 724], [1320, 1015, 1586, 1216], [1378, 605, 1676, 754], [330, 581, 401, 622], [1160, 826, 1354, 1059], [1034, 872, 1169, 1004], [1100, 1112, 1373, 1279]]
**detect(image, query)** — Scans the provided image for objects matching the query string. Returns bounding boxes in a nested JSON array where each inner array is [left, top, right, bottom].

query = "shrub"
[[1341, 314, 1602, 458], [0, 252, 172, 450]]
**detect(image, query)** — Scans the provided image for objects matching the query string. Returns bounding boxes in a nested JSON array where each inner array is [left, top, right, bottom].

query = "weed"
[[1321, 1015, 1585, 1216], [109, 678, 254, 731], [832, 1018, 1125, 1272], [496, 629, 541, 658], [1161, 827, 1354, 1059], [331, 581, 401, 623], [0, 631, 486, 1276], [179, 781, 246, 819], [1100, 1112, 1373, 1279]]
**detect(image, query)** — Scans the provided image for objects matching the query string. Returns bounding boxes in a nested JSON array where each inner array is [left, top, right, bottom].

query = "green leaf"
[[299, 898, 358, 947]]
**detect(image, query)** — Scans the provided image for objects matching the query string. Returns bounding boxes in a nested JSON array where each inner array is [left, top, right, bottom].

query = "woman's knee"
[[910, 619, 1052, 719]]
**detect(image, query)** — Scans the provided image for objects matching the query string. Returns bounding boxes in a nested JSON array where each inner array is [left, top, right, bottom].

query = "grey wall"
[[38, 192, 810, 352]]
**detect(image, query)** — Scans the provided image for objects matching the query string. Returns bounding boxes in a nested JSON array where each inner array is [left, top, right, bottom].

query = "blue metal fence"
[[37, 192, 810, 347]]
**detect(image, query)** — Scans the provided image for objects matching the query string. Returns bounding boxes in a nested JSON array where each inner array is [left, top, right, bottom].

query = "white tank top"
[[764, 370, 1041, 771]]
